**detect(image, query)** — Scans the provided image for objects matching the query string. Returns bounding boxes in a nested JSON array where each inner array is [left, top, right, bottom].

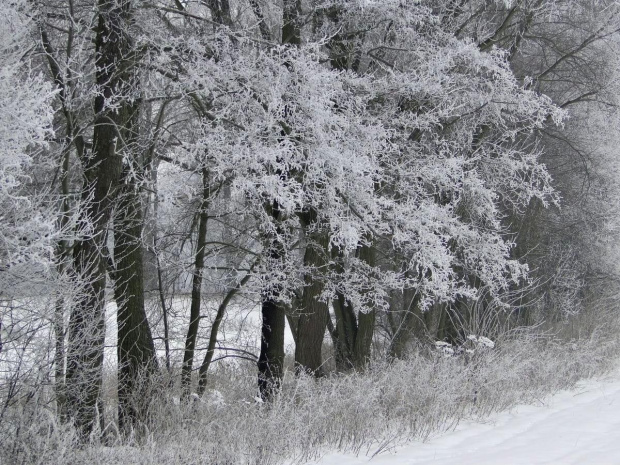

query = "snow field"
[[314, 368, 620, 465], [104, 295, 298, 371]]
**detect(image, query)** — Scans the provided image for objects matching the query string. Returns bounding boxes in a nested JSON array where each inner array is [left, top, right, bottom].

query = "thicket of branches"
[[2, 0, 620, 461]]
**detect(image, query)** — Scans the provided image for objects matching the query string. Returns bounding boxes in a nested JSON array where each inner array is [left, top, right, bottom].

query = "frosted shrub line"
[[3, 323, 619, 465]]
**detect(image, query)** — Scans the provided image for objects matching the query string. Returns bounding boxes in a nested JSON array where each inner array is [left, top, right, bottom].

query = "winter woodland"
[[3, 0, 620, 463]]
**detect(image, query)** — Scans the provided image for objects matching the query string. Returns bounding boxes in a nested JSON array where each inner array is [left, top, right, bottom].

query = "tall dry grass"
[[3, 315, 620, 465]]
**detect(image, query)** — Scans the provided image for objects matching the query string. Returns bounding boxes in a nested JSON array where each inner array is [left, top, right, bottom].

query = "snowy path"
[[315, 370, 620, 465]]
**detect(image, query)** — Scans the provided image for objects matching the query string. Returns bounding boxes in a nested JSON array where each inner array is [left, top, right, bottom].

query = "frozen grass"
[[3, 305, 620, 465]]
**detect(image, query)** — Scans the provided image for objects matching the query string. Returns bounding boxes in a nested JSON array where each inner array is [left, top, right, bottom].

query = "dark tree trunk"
[[40, 24, 86, 423], [66, 0, 134, 437], [425, 302, 445, 341], [333, 290, 357, 371], [282, 0, 302, 45], [388, 289, 422, 359], [181, 168, 210, 398], [258, 291, 286, 400], [156, 254, 171, 372], [256, 0, 301, 400], [331, 245, 356, 371], [53, 298, 67, 420], [114, 167, 158, 431], [352, 244, 376, 368], [249, 0, 272, 41], [151, 161, 172, 372], [319, 8, 377, 369], [258, 201, 286, 401], [207, 0, 232, 26], [294, 230, 330, 376], [332, 243, 377, 371], [353, 307, 375, 368]]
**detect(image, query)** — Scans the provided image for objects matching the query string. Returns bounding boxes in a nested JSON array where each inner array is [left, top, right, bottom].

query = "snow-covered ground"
[[103, 297, 298, 369], [314, 369, 620, 465]]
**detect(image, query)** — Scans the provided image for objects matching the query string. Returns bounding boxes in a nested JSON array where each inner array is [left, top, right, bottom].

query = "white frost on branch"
[[0, 1, 56, 291], [141, 0, 563, 312]]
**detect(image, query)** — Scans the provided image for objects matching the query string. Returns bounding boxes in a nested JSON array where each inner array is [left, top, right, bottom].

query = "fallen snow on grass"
[[313, 368, 620, 465]]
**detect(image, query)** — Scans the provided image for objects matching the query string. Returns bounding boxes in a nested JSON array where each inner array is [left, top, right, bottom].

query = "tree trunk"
[[333, 291, 357, 371], [207, 0, 232, 26], [353, 306, 375, 368], [388, 289, 421, 359], [258, 201, 286, 401], [352, 244, 376, 368], [331, 243, 377, 371], [282, 0, 302, 45], [40, 23, 88, 424], [258, 291, 286, 400], [249, 0, 272, 41], [181, 168, 210, 398], [114, 166, 158, 431], [66, 0, 135, 437], [294, 230, 330, 376], [151, 161, 172, 372], [66, 219, 110, 438], [425, 302, 446, 341], [256, 0, 301, 401]]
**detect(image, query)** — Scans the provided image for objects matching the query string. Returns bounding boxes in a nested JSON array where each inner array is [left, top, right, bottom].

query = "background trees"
[[449, 0, 620, 325]]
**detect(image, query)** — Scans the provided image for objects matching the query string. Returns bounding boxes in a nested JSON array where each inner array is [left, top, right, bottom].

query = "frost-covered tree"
[[433, 0, 620, 325], [0, 0, 59, 449], [36, 0, 160, 435], [290, 0, 563, 365], [0, 2, 56, 288], [141, 0, 563, 383]]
